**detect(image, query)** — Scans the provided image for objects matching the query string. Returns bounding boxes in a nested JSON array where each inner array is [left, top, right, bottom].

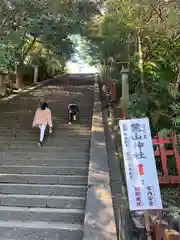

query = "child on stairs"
[[68, 102, 79, 124], [32, 101, 53, 147]]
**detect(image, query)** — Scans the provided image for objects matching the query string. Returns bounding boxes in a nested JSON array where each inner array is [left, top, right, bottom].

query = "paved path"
[[0, 75, 94, 239]]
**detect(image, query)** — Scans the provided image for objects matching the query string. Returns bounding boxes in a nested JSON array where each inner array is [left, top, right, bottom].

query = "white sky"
[[66, 35, 99, 74], [66, 60, 98, 74]]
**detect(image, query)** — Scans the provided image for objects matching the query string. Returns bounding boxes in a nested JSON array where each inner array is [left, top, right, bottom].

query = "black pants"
[[68, 111, 76, 123]]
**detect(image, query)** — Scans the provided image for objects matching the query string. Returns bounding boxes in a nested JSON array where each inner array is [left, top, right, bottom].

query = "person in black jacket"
[[68, 102, 79, 124]]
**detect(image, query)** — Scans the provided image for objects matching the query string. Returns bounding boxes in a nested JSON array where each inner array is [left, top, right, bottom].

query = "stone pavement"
[[0, 75, 94, 239]]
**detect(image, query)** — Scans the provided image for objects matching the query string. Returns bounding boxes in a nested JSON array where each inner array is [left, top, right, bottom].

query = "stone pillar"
[[120, 66, 129, 119], [33, 66, 38, 84]]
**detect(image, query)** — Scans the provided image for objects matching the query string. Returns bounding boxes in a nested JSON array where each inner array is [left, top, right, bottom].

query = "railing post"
[[163, 229, 180, 240], [150, 218, 168, 240]]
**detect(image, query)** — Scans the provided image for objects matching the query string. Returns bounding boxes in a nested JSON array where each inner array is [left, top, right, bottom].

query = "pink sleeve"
[[47, 109, 53, 127], [32, 110, 38, 127]]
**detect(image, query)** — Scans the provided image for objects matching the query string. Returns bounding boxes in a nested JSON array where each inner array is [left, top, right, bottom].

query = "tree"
[[83, 0, 180, 134], [0, 0, 98, 88]]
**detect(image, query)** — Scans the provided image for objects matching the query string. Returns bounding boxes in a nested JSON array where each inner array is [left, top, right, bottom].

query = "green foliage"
[[83, 0, 180, 139], [0, 45, 16, 72], [0, 0, 97, 85]]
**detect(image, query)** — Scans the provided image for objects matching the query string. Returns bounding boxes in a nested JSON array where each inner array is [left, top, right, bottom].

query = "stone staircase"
[[0, 75, 94, 239]]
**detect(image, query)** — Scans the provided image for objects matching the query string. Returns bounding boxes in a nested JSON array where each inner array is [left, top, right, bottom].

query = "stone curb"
[[83, 79, 117, 239], [1, 73, 67, 103]]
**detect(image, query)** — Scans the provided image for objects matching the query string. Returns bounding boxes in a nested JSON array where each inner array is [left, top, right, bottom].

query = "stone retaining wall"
[[83, 79, 117, 239]]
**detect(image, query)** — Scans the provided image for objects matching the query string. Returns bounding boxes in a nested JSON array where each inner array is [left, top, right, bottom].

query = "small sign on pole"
[[119, 117, 163, 211]]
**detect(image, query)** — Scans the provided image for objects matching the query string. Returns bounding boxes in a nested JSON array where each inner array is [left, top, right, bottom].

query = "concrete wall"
[[83, 80, 117, 240]]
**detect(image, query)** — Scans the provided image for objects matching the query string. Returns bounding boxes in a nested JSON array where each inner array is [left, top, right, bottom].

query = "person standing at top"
[[32, 101, 53, 147]]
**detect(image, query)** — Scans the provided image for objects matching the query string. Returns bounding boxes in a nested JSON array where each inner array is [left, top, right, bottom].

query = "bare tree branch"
[[148, 0, 165, 22]]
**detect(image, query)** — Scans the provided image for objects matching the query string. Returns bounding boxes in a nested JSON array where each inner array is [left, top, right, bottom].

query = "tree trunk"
[[137, 33, 145, 93], [0, 74, 6, 96], [52, 68, 55, 76], [47, 64, 52, 77], [61, 62, 66, 73], [5, 74, 11, 91], [175, 64, 180, 96], [0, 74, 4, 87], [15, 61, 24, 89]]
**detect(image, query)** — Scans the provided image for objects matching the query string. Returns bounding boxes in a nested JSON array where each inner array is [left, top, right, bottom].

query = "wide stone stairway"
[[0, 75, 94, 239]]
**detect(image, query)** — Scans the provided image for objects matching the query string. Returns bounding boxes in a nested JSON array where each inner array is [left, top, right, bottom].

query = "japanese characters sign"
[[119, 118, 162, 211]]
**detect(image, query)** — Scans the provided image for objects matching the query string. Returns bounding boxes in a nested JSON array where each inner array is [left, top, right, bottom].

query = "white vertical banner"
[[119, 118, 163, 211]]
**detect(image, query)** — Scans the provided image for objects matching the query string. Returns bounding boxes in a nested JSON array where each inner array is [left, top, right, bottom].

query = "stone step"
[[6, 147, 89, 154], [9, 143, 90, 149], [8, 100, 93, 104], [1, 108, 92, 111], [5, 110, 92, 113], [1, 122, 91, 126], [1, 124, 91, 128], [0, 130, 90, 136], [0, 116, 92, 120], [9, 140, 90, 146], [14, 120, 91, 123], [1, 121, 91, 125], [0, 77, 94, 239], [7, 133, 91, 138], [0, 154, 88, 161], [8, 140, 90, 146], [1, 122, 92, 126], [0, 136, 91, 141], [0, 156, 89, 163], [0, 159, 89, 167], [0, 143, 88, 149], [0, 165, 88, 175], [0, 184, 87, 196], [3, 120, 91, 124], [0, 221, 83, 240], [0, 124, 92, 129], [0, 151, 89, 158], [0, 174, 88, 185], [1, 143, 90, 147], [11, 135, 90, 140], [0, 194, 85, 209], [0, 206, 84, 224], [6, 131, 91, 136], [5, 102, 93, 105]]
